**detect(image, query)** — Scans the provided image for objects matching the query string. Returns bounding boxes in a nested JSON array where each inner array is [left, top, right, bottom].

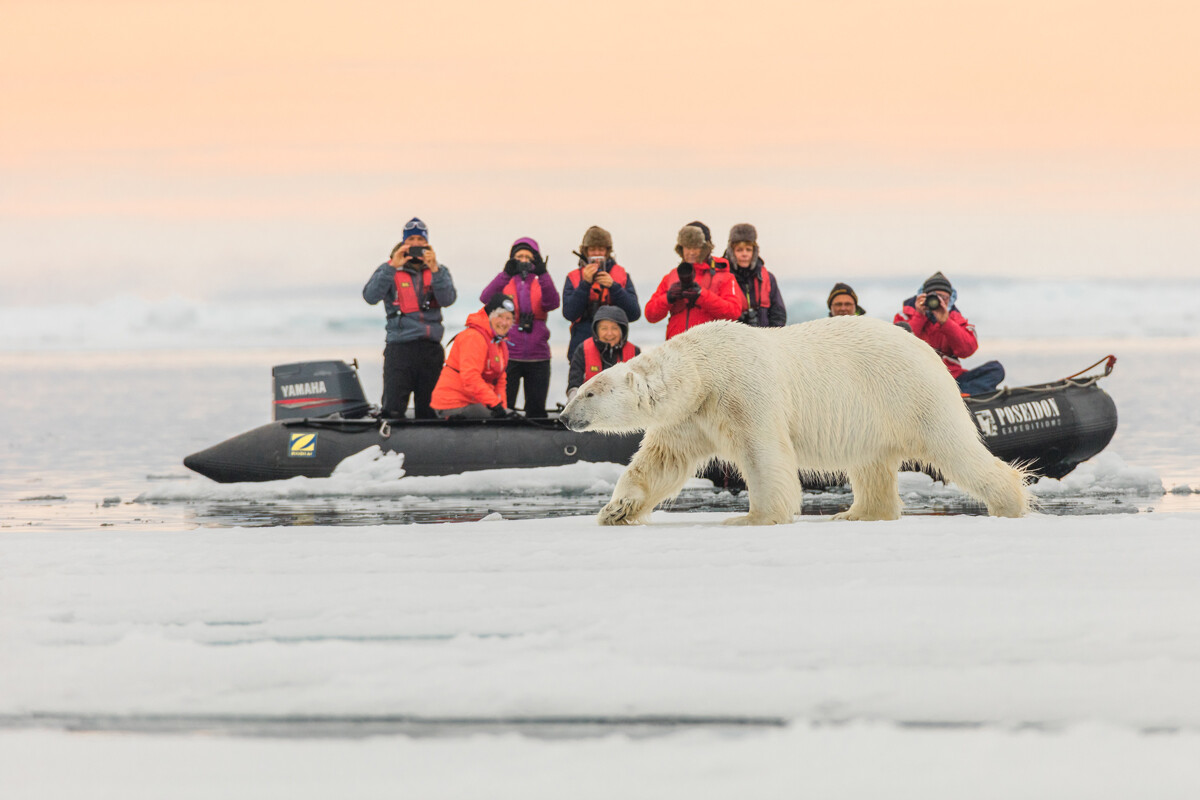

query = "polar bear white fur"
[[560, 317, 1029, 525]]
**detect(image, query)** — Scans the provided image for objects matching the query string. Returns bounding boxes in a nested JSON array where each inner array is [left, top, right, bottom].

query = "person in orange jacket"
[[431, 293, 517, 419], [644, 224, 745, 339]]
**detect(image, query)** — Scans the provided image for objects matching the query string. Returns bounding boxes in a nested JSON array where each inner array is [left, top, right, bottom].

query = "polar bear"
[[560, 317, 1029, 525]]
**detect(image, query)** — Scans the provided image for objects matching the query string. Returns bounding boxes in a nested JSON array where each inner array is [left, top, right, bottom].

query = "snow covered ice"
[[3, 276, 1200, 797]]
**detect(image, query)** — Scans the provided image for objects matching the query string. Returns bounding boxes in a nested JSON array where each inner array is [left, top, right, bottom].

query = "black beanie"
[[484, 292, 515, 315], [922, 271, 953, 295], [827, 282, 858, 309]]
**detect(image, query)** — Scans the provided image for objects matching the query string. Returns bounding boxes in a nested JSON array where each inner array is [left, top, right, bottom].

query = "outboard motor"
[[272, 360, 370, 420]]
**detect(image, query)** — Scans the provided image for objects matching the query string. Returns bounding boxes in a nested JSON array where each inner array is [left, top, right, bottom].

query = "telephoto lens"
[[925, 294, 941, 311]]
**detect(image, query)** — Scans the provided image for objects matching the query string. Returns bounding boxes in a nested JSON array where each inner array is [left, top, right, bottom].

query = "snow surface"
[[5, 510, 1200, 796]]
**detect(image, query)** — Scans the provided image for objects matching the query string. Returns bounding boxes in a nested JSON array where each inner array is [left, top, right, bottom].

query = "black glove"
[[666, 282, 683, 304], [677, 262, 696, 289], [531, 251, 547, 275], [681, 286, 701, 307], [489, 403, 509, 418], [503, 259, 522, 276]]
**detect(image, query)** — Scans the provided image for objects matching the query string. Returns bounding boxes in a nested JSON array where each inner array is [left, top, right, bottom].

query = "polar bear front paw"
[[598, 497, 645, 526]]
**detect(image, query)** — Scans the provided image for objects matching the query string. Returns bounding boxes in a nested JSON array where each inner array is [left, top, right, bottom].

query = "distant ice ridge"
[[5, 278, 1200, 351]]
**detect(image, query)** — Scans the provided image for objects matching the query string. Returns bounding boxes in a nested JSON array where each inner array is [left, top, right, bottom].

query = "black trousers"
[[382, 340, 444, 419], [506, 359, 551, 417]]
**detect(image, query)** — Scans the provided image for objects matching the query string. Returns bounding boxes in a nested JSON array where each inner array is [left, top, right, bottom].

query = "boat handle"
[[564, 445, 577, 456]]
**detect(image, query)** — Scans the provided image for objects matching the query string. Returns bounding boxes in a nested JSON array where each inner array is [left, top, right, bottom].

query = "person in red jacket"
[[893, 271, 1004, 395], [431, 293, 517, 419], [644, 224, 746, 339]]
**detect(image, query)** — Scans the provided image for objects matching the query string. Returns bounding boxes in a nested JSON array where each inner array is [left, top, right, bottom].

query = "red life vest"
[[581, 338, 636, 383], [747, 270, 772, 309], [567, 264, 630, 315], [503, 276, 548, 320], [391, 268, 435, 314]]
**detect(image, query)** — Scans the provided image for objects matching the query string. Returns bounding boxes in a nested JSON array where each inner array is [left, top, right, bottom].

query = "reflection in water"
[[174, 487, 1152, 528]]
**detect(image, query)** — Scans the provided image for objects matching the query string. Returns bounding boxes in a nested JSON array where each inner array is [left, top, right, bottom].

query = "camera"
[[590, 256, 608, 273], [924, 294, 942, 311], [407, 245, 426, 261], [677, 262, 695, 289], [518, 311, 535, 333]]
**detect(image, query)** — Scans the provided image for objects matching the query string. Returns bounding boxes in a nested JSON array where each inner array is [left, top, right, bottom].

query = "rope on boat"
[[1063, 354, 1117, 381]]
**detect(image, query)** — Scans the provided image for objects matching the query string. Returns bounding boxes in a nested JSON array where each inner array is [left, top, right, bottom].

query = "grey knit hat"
[[922, 271, 953, 296]]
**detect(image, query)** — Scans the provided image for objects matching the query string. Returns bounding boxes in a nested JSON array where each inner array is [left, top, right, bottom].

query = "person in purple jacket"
[[479, 237, 560, 417]]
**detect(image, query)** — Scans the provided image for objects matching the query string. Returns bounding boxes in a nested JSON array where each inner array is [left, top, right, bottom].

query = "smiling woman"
[[2, 0, 1200, 303]]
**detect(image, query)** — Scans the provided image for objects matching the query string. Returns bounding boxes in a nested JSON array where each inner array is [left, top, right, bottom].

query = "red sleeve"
[[644, 271, 677, 323], [695, 275, 745, 320], [893, 305, 918, 328], [459, 333, 503, 407], [937, 311, 978, 358]]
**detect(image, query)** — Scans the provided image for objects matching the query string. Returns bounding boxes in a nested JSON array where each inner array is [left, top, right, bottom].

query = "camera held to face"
[[407, 245, 427, 265], [924, 294, 942, 311]]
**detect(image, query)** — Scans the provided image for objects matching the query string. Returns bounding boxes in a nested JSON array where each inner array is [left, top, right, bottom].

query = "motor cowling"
[[272, 360, 370, 420]]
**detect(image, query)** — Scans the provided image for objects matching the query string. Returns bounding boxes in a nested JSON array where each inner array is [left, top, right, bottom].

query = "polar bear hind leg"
[[930, 444, 1031, 518], [833, 458, 904, 521], [599, 428, 711, 525]]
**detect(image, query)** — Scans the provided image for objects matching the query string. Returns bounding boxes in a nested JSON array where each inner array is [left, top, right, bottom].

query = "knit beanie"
[[402, 217, 429, 242], [580, 225, 613, 254], [922, 271, 953, 296], [509, 237, 541, 259], [675, 225, 712, 261], [484, 293, 515, 315], [827, 282, 859, 309]]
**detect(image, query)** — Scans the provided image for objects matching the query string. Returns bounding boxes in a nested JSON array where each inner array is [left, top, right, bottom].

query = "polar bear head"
[[561, 350, 699, 434]]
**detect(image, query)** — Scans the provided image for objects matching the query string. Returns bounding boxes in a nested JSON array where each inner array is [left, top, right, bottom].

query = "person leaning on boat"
[[479, 238, 559, 418], [362, 217, 458, 420], [644, 224, 746, 340], [827, 282, 866, 316], [562, 225, 641, 361], [566, 306, 641, 400], [723, 223, 786, 327], [431, 293, 517, 419], [893, 271, 1004, 395]]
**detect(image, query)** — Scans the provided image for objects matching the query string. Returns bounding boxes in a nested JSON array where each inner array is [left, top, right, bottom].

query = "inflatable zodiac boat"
[[183, 358, 1119, 485]]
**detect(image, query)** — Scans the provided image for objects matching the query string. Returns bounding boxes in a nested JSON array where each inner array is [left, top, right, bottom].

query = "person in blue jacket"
[[561, 225, 641, 361], [362, 217, 457, 419]]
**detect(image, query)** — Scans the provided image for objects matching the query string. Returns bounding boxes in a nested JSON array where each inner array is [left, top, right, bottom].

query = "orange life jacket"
[[503, 276, 548, 320], [391, 268, 435, 314], [567, 264, 630, 315], [581, 338, 636, 383]]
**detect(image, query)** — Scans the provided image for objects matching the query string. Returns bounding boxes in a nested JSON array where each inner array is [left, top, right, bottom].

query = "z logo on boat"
[[289, 433, 317, 457]]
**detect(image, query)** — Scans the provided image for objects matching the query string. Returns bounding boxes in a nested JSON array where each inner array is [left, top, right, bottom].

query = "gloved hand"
[[503, 259, 522, 276], [489, 403, 509, 418], [677, 262, 696, 289], [531, 251, 547, 275], [666, 282, 683, 304], [681, 286, 701, 306]]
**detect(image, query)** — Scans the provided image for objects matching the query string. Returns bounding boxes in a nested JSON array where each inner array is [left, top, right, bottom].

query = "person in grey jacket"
[[566, 305, 641, 399], [362, 217, 457, 419]]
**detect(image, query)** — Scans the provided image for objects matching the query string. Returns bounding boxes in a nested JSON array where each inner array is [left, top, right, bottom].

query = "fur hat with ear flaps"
[[675, 225, 712, 262], [725, 223, 760, 270], [580, 226, 613, 256]]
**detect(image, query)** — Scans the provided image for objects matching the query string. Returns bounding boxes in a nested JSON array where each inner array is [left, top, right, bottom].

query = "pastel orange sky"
[[3, 0, 1198, 302]]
